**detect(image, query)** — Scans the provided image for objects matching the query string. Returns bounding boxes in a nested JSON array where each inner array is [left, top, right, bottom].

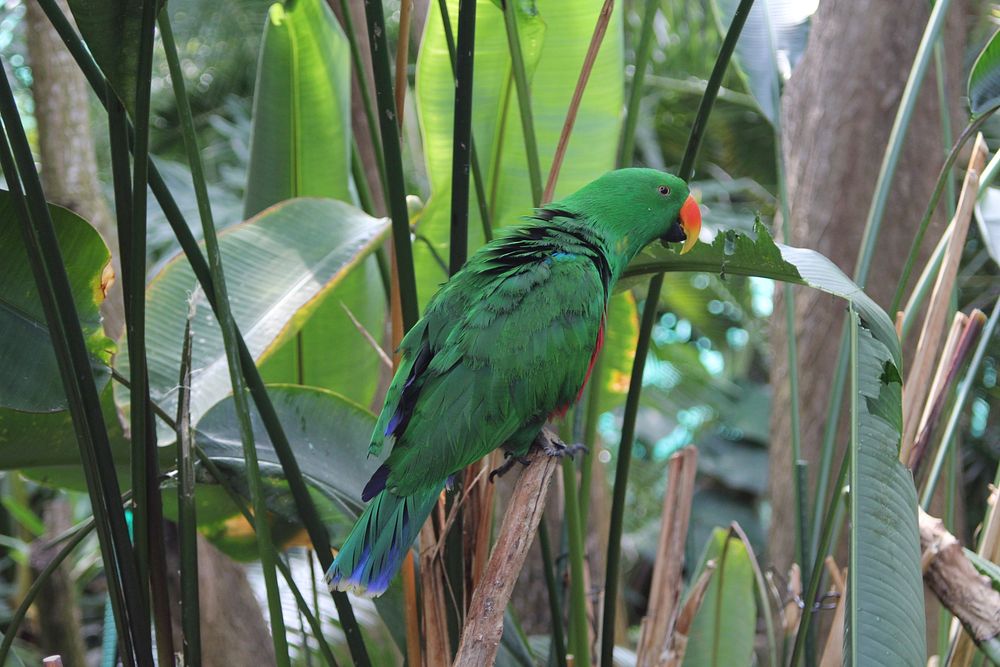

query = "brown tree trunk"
[[769, 0, 969, 650], [26, 0, 121, 337]]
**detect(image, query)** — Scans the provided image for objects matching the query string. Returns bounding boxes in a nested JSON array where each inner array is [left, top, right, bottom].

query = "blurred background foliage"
[[2, 0, 1000, 662]]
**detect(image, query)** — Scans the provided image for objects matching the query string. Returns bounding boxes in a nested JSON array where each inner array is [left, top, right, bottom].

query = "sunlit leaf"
[[246, 0, 386, 405], [116, 198, 389, 441]]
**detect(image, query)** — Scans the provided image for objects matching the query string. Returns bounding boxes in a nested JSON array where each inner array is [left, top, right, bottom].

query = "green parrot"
[[326, 168, 701, 596]]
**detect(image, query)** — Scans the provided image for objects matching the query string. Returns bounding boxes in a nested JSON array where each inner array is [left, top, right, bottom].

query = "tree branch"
[[453, 432, 561, 666]]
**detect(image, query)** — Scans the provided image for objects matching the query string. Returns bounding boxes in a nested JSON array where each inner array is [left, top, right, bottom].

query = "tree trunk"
[[769, 0, 969, 650]]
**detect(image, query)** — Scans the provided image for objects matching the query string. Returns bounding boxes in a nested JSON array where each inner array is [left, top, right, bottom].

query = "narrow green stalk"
[[889, 112, 995, 316], [125, 0, 159, 621], [920, 296, 1000, 506], [448, 0, 477, 274], [617, 0, 659, 167], [599, 2, 755, 663], [774, 100, 806, 579], [176, 316, 201, 665], [34, 7, 371, 661], [854, 0, 951, 288], [192, 451, 341, 667], [160, 13, 288, 663], [790, 429, 851, 665], [502, 0, 543, 207], [0, 63, 149, 667], [363, 0, 420, 330], [937, 432, 957, 661], [900, 123, 1000, 340], [934, 42, 956, 216], [561, 459, 591, 667], [538, 519, 568, 667], [435, 0, 493, 240], [336, 0, 386, 194]]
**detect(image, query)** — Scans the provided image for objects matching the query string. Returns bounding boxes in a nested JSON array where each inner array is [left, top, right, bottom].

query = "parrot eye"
[[658, 185, 670, 196]]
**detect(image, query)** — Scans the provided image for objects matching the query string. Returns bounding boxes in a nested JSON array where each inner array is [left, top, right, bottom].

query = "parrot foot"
[[537, 431, 589, 459], [489, 452, 532, 482]]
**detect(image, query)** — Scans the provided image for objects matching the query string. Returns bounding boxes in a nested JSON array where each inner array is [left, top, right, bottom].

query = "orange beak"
[[679, 194, 701, 255]]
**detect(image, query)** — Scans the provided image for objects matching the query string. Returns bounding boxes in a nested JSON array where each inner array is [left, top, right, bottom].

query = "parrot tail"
[[325, 483, 444, 597]]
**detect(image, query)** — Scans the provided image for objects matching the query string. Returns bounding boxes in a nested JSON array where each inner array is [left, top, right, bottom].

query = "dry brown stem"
[[901, 134, 988, 463], [453, 437, 560, 666], [635, 446, 698, 667]]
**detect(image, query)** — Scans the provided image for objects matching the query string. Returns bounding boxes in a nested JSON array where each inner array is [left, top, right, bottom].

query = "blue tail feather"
[[325, 483, 443, 597]]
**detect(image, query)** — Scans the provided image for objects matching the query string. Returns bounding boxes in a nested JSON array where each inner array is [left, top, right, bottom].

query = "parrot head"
[[560, 168, 702, 261]]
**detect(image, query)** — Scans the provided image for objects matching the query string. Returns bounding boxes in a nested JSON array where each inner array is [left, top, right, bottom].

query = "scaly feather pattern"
[[327, 168, 699, 596]]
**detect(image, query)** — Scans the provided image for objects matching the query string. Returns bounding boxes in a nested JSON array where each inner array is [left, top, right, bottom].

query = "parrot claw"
[[539, 435, 588, 460], [489, 452, 532, 482]]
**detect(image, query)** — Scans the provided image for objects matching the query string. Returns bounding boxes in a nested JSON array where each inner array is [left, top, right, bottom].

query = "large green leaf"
[[682, 528, 756, 667], [626, 223, 925, 662], [413, 0, 622, 304], [623, 222, 899, 362], [190, 384, 380, 556], [116, 198, 389, 441], [245, 0, 385, 406], [65, 0, 164, 114], [0, 384, 128, 471], [847, 314, 925, 665], [0, 192, 114, 412], [969, 29, 1000, 117]]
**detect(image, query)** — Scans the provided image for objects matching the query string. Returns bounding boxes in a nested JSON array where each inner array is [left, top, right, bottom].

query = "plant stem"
[[502, 0, 543, 207], [160, 12, 289, 663], [561, 458, 591, 667], [789, 451, 849, 667], [890, 111, 997, 315], [175, 316, 201, 666], [854, 0, 952, 289], [538, 518, 568, 667], [599, 2, 754, 664], [435, 0, 493, 240], [363, 0, 420, 330], [617, 0, 658, 167], [449, 0, 477, 274], [33, 7, 371, 661], [920, 296, 1000, 505], [336, 0, 386, 194], [125, 0, 159, 629], [0, 59, 150, 667]]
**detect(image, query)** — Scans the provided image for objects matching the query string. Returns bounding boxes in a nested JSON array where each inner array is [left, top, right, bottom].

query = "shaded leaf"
[[847, 314, 925, 665], [0, 192, 114, 412], [65, 0, 163, 114], [190, 384, 380, 556], [969, 29, 1000, 117]]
